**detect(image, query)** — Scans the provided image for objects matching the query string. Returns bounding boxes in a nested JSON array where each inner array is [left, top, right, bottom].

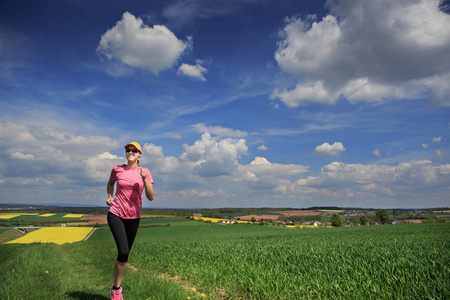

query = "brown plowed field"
[[67, 214, 107, 226], [403, 220, 422, 223]]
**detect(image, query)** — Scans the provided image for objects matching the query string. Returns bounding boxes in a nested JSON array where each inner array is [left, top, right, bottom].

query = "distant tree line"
[[331, 209, 393, 227]]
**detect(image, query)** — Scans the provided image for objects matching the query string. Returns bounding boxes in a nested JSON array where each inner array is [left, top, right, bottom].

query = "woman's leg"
[[114, 260, 127, 288], [107, 212, 130, 288], [110, 219, 139, 288], [107, 213, 140, 288], [124, 217, 140, 254]]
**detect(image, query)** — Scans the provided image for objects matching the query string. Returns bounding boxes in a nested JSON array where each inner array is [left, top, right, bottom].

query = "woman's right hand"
[[106, 196, 114, 207]]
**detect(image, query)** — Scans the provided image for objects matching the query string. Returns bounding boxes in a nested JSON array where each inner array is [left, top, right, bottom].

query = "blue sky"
[[1, 0, 449, 209]]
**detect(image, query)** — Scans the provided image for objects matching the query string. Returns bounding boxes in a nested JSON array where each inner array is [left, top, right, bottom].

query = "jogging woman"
[[106, 142, 154, 300]]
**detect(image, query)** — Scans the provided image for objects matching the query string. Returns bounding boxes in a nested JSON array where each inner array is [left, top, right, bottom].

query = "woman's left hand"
[[140, 168, 147, 180]]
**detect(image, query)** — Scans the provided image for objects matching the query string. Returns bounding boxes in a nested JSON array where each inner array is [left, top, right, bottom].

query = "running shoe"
[[110, 286, 123, 300]]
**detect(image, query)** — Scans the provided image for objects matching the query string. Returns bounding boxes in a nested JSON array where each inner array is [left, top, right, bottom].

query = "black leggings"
[[107, 212, 140, 263]]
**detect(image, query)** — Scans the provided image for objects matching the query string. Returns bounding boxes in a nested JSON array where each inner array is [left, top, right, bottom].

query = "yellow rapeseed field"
[[0, 213, 22, 219], [7, 227, 94, 245], [63, 214, 85, 218], [194, 217, 224, 223], [0, 213, 40, 219], [235, 220, 252, 224], [38, 213, 55, 217]]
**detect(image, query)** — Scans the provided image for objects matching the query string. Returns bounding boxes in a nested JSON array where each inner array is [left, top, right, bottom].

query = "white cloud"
[[237, 156, 308, 193], [166, 132, 182, 139], [258, 144, 268, 151], [143, 143, 179, 174], [424, 137, 443, 149], [19, 177, 54, 186], [85, 152, 123, 180], [11, 152, 35, 160], [296, 160, 450, 196], [372, 149, 381, 157], [435, 149, 446, 159], [393, 160, 446, 185], [1, 120, 449, 208], [139, 129, 309, 201], [97, 12, 190, 75], [0, 120, 120, 186], [433, 137, 442, 143], [181, 132, 248, 177], [179, 189, 214, 197], [273, 0, 450, 107], [178, 60, 207, 81], [191, 123, 248, 138], [315, 142, 346, 156], [272, 81, 336, 107], [245, 156, 308, 177]]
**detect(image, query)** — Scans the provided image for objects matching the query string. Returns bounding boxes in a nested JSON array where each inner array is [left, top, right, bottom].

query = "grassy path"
[[0, 242, 111, 299], [0, 235, 210, 300]]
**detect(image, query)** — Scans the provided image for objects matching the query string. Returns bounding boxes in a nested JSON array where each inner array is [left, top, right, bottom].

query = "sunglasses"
[[125, 148, 140, 153]]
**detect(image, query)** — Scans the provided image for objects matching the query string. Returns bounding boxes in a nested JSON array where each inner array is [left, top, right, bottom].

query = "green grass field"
[[0, 219, 449, 299]]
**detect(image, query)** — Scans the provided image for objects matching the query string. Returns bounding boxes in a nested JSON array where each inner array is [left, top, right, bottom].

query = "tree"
[[359, 215, 369, 226], [330, 214, 343, 227], [208, 212, 224, 219], [376, 209, 391, 224], [422, 216, 447, 223]]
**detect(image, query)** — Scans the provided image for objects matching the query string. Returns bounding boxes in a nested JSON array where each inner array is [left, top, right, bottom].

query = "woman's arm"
[[106, 178, 115, 206], [144, 180, 154, 201], [141, 168, 154, 201]]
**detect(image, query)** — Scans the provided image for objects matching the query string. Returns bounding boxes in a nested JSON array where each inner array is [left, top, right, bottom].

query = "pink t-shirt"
[[108, 165, 154, 219]]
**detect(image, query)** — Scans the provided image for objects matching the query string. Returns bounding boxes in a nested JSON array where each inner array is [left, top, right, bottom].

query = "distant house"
[[192, 213, 202, 218], [218, 220, 237, 224]]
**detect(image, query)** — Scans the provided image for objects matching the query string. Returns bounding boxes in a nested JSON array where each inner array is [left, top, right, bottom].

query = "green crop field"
[[0, 219, 449, 299], [0, 213, 87, 227]]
